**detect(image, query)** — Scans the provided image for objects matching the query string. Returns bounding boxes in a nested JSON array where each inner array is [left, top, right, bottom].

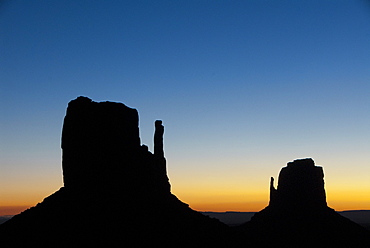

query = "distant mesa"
[[0, 97, 369, 247], [239, 158, 370, 247]]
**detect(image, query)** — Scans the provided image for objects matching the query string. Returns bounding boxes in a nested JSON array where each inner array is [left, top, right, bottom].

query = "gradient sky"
[[1, 0, 370, 215]]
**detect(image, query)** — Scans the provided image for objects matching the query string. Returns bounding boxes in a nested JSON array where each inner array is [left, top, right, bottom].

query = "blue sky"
[[1, 0, 370, 212]]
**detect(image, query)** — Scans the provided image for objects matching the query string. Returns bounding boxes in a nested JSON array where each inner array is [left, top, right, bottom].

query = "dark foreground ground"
[[202, 210, 370, 230], [1, 210, 369, 230]]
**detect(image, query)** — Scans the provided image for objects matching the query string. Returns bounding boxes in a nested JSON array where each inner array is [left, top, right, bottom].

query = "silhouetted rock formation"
[[2, 98, 369, 248], [61, 96, 141, 189], [269, 158, 327, 209], [238, 158, 370, 247], [61, 96, 171, 194], [0, 97, 227, 247]]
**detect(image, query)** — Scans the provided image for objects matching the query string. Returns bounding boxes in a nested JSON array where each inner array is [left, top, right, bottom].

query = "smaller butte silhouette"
[[238, 158, 370, 247]]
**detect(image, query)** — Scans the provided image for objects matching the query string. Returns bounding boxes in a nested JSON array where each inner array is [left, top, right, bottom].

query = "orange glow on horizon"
[[2, 199, 369, 217], [0, 206, 30, 216], [189, 201, 268, 212], [187, 195, 370, 212], [2, 184, 369, 215], [326, 188, 370, 211]]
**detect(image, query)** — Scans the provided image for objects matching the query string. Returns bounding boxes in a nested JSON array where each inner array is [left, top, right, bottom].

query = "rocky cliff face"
[[269, 158, 327, 209], [61, 96, 170, 194], [61, 96, 141, 188]]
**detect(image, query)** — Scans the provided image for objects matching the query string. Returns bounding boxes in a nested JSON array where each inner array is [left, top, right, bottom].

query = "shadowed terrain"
[[1, 97, 369, 247], [202, 211, 370, 231]]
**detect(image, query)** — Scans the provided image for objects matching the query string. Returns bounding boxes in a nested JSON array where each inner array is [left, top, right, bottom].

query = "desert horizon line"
[[2, 204, 370, 217], [2, 97, 369, 217]]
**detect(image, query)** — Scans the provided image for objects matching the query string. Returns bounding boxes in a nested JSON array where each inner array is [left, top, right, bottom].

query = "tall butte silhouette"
[[0, 97, 228, 247], [236, 158, 370, 247]]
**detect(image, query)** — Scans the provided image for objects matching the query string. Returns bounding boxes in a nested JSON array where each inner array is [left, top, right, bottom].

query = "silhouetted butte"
[[238, 158, 370, 247], [0, 96, 227, 247]]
